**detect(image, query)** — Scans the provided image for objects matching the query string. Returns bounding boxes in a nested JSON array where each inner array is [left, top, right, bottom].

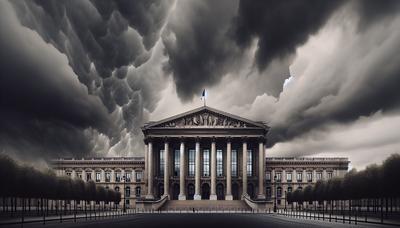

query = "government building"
[[51, 106, 349, 210]]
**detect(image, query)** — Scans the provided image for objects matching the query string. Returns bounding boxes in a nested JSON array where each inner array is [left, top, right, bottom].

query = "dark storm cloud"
[[232, 0, 344, 81], [355, 0, 400, 31], [0, 0, 174, 159], [163, 0, 345, 100], [0, 1, 111, 159], [162, 0, 240, 101], [265, 3, 400, 147]]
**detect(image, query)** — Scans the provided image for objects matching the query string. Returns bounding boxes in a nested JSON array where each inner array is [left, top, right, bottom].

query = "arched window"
[[135, 186, 141, 197], [115, 186, 120, 192]]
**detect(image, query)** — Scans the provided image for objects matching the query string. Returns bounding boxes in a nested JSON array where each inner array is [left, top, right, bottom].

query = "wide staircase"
[[161, 200, 251, 212]]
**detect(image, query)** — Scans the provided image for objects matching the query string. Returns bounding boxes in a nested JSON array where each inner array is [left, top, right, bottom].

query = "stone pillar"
[[225, 139, 233, 200], [210, 139, 217, 200], [178, 140, 186, 200], [164, 140, 170, 198], [242, 140, 248, 197], [144, 143, 148, 185], [146, 141, 154, 199], [101, 169, 105, 182], [257, 141, 266, 199], [194, 138, 201, 200]]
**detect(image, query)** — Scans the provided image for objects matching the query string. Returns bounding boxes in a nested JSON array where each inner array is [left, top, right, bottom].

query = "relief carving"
[[161, 111, 250, 128]]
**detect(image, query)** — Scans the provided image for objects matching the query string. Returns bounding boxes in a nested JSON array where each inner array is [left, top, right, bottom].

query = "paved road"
[[5, 213, 392, 228]]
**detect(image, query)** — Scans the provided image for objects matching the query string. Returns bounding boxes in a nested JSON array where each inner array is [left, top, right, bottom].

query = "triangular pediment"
[[144, 106, 269, 129]]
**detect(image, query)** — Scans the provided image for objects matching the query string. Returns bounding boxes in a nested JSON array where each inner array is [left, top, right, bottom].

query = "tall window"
[[125, 187, 131, 197], [232, 150, 237, 177], [286, 172, 292, 182], [266, 172, 271, 181], [96, 172, 101, 182], [276, 172, 282, 182], [217, 149, 223, 177], [247, 150, 252, 176], [316, 172, 322, 180], [126, 172, 131, 182], [135, 187, 141, 197], [160, 149, 165, 176], [86, 172, 92, 181], [266, 187, 271, 198], [115, 172, 121, 182], [136, 171, 142, 182], [327, 172, 333, 179], [188, 149, 195, 177], [297, 172, 302, 182], [277, 187, 282, 198], [203, 149, 210, 177], [287, 186, 292, 193], [307, 172, 313, 182], [174, 150, 180, 176], [105, 172, 111, 182]]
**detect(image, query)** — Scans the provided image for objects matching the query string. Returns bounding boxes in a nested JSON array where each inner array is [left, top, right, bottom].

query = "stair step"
[[161, 200, 251, 211]]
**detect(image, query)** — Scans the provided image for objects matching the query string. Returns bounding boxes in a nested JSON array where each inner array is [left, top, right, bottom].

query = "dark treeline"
[[0, 155, 121, 217], [287, 154, 400, 220]]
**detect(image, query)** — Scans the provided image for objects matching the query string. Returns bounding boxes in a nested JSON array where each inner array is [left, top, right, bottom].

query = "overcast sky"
[[0, 0, 399, 169]]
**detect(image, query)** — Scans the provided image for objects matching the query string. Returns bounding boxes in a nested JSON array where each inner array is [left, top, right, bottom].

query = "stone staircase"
[[161, 200, 251, 211]]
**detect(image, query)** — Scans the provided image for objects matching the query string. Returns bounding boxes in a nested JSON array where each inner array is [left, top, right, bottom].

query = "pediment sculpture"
[[160, 111, 254, 128]]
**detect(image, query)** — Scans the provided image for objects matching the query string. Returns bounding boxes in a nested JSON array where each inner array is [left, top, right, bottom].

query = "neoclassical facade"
[[51, 106, 349, 208], [142, 106, 270, 201]]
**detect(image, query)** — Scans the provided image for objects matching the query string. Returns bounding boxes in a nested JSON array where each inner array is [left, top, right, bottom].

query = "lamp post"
[[284, 190, 287, 211], [273, 175, 277, 212], [122, 175, 126, 213]]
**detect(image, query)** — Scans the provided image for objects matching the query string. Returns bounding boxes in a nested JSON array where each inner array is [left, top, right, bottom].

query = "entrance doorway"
[[232, 183, 239, 200], [216, 183, 224, 200], [201, 183, 210, 199], [157, 183, 164, 199], [172, 184, 179, 200], [247, 183, 255, 199], [187, 184, 195, 200]]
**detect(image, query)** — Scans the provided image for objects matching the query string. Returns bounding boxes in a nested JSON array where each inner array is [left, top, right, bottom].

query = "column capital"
[[195, 136, 201, 143], [211, 136, 216, 142], [144, 137, 153, 144], [241, 136, 248, 143], [226, 136, 232, 142], [180, 136, 187, 143], [163, 137, 169, 143], [258, 136, 266, 143]]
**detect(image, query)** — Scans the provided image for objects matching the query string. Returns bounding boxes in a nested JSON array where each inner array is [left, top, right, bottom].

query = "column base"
[[178, 194, 186, 200], [145, 194, 154, 200], [225, 195, 233, 200], [257, 194, 266, 200], [194, 194, 202, 200], [210, 194, 217, 200]]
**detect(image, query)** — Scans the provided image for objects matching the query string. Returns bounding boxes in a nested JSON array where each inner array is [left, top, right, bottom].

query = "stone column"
[[178, 140, 186, 200], [101, 169, 105, 182], [164, 140, 170, 198], [242, 140, 247, 197], [257, 141, 266, 199], [146, 141, 154, 199], [225, 139, 233, 200], [210, 139, 217, 200], [194, 138, 201, 200], [144, 143, 148, 185]]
